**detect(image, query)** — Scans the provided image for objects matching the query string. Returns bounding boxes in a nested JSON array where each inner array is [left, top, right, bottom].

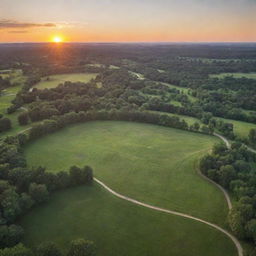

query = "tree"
[[249, 129, 256, 145], [18, 113, 29, 126], [0, 118, 11, 132], [228, 208, 246, 238], [212, 143, 227, 155], [28, 183, 49, 204], [69, 166, 93, 186], [218, 165, 236, 188], [0, 243, 33, 256], [36, 242, 62, 256], [0, 225, 24, 248], [67, 239, 96, 256], [5, 225, 24, 247], [247, 219, 256, 242], [19, 193, 34, 212], [1, 187, 21, 222]]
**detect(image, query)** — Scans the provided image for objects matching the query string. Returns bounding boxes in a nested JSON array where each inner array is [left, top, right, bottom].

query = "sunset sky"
[[0, 0, 255, 43]]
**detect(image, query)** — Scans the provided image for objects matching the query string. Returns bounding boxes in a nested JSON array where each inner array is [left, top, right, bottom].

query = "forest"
[[0, 43, 256, 255]]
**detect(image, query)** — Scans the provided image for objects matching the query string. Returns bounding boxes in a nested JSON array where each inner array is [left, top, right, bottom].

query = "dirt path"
[[244, 144, 256, 154], [18, 127, 32, 134], [214, 132, 231, 148], [94, 178, 243, 256], [197, 168, 232, 210]]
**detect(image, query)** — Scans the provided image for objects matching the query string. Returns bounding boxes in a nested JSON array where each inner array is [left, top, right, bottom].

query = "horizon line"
[[0, 41, 256, 44]]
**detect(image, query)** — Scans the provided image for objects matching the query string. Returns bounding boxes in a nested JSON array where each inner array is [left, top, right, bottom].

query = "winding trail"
[[214, 132, 231, 149], [244, 144, 256, 154], [197, 168, 232, 210], [94, 177, 243, 256]]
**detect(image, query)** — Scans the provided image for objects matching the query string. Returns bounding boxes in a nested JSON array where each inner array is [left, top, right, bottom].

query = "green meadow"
[[210, 72, 256, 79], [160, 82, 197, 102], [33, 73, 98, 89], [19, 184, 237, 256], [217, 117, 256, 138], [24, 121, 228, 225]]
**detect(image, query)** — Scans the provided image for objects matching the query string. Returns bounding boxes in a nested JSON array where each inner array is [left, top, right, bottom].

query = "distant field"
[[129, 71, 145, 80], [160, 82, 197, 102], [150, 109, 256, 139], [0, 70, 29, 137], [218, 117, 256, 138], [148, 110, 202, 126], [19, 184, 237, 256], [0, 87, 33, 137], [210, 72, 256, 79], [0, 69, 26, 85], [24, 121, 228, 225], [34, 73, 98, 89], [179, 57, 245, 63], [0, 85, 21, 114]]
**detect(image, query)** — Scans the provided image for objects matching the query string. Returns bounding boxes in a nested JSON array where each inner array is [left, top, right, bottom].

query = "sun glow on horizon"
[[52, 36, 63, 43]]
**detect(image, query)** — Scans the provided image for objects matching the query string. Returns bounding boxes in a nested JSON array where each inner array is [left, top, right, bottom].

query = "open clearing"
[[217, 117, 256, 138], [33, 73, 98, 89], [24, 121, 228, 225], [210, 72, 256, 79], [19, 184, 237, 256]]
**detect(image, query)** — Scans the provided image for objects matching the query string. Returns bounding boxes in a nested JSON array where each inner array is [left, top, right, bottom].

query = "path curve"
[[94, 177, 243, 256], [244, 144, 256, 154], [214, 132, 231, 149], [197, 168, 232, 210]]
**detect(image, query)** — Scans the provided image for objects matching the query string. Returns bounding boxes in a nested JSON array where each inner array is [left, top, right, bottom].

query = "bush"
[[67, 239, 96, 256], [0, 118, 11, 132], [28, 183, 49, 204], [18, 113, 29, 126], [36, 242, 62, 256]]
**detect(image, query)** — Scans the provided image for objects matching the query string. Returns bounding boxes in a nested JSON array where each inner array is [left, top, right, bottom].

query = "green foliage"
[[0, 243, 33, 256], [36, 242, 62, 256], [67, 239, 95, 256], [249, 129, 256, 145], [200, 142, 256, 241], [69, 166, 93, 186], [28, 183, 49, 204], [0, 118, 11, 133], [18, 113, 29, 126]]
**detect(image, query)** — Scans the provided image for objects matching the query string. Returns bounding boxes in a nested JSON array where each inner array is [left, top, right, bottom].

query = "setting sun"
[[52, 36, 63, 43]]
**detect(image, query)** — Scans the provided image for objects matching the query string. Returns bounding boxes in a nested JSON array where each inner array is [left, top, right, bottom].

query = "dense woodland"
[[200, 143, 256, 247], [1, 43, 256, 254]]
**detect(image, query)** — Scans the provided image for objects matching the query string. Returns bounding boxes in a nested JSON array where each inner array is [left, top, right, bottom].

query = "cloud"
[[0, 19, 56, 29], [8, 30, 29, 34]]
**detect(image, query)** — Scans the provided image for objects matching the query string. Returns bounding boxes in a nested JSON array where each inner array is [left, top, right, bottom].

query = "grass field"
[[129, 71, 145, 80], [24, 121, 228, 225], [19, 184, 237, 256], [0, 83, 23, 116], [160, 82, 197, 102], [217, 117, 256, 138], [33, 73, 98, 89], [150, 109, 255, 139], [0, 69, 26, 85], [210, 72, 256, 79]]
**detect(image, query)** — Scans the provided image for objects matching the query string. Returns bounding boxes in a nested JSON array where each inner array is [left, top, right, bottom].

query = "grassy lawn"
[[0, 70, 30, 137], [0, 69, 26, 85], [148, 111, 202, 126], [24, 121, 228, 226], [18, 184, 237, 256], [33, 73, 98, 89], [160, 82, 197, 102], [128, 71, 145, 80], [210, 72, 256, 79], [217, 117, 256, 138]]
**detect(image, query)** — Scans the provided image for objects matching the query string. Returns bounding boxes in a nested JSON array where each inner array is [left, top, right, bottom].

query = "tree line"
[[200, 142, 256, 249], [0, 135, 93, 251]]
